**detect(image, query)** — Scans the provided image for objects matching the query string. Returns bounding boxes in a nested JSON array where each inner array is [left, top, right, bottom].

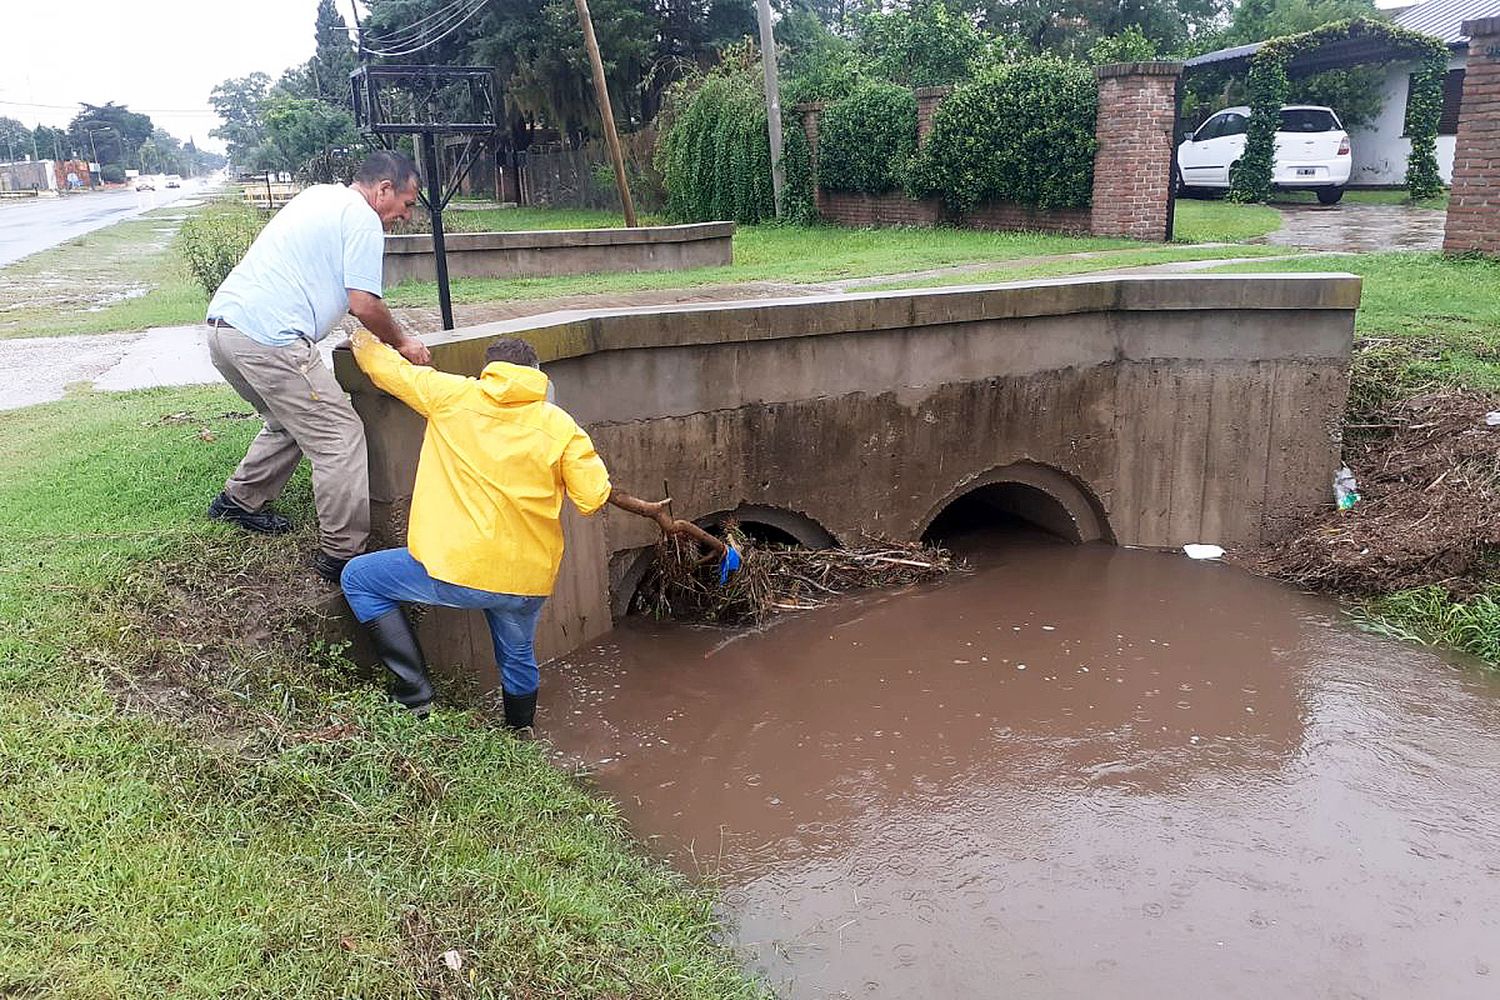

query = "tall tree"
[[0, 117, 33, 161], [312, 0, 359, 104], [67, 102, 154, 168], [209, 73, 272, 166]]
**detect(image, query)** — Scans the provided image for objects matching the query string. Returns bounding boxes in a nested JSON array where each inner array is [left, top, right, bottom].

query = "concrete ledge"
[[1094, 61, 1185, 79], [382, 221, 735, 284], [338, 273, 1362, 381]]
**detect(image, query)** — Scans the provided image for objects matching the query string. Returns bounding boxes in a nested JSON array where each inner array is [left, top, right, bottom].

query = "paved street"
[[0, 183, 205, 267], [1266, 202, 1447, 252]]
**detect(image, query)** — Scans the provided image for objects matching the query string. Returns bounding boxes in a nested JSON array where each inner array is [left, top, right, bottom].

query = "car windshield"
[[1279, 109, 1339, 133]]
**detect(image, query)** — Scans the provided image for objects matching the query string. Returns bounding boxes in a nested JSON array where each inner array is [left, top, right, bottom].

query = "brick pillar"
[[1444, 17, 1500, 255], [914, 85, 953, 145], [1090, 61, 1183, 241], [796, 101, 826, 218]]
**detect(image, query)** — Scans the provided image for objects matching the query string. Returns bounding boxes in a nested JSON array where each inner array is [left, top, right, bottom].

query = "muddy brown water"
[[541, 529, 1500, 998]]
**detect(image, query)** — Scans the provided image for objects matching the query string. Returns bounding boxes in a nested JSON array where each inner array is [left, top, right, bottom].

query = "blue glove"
[[718, 544, 742, 585]]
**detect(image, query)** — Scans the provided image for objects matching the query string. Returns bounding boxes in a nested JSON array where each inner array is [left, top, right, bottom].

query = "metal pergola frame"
[[351, 64, 502, 330]]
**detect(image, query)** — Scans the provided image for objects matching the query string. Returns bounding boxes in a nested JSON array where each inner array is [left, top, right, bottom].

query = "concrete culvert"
[[921, 462, 1113, 547]]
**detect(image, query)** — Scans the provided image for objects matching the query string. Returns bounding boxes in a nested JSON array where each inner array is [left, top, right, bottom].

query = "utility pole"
[[755, 0, 785, 217], [573, 0, 637, 226]]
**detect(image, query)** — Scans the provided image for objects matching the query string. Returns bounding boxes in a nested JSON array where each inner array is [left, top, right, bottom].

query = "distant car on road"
[[1176, 105, 1351, 204], [135, 180, 155, 192], [164, 174, 182, 189]]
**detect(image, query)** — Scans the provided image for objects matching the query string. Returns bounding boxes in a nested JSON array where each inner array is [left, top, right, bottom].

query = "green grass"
[[1171, 198, 1283, 243], [0, 386, 760, 998], [1274, 188, 1450, 210], [439, 207, 652, 232], [389, 222, 1271, 308], [1213, 252, 1500, 413], [0, 208, 210, 340], [1351, 587, 1500, 666]]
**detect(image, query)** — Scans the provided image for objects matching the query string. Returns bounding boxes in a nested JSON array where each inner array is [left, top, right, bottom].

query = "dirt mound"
[[97, 529, 360, 736], [1250, 391, 1500, 594]]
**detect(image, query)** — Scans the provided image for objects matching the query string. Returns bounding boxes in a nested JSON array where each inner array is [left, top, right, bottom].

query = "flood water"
[[541, 529, 1500, 998]]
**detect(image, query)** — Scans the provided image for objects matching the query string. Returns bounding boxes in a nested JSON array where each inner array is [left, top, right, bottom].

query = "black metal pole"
[[421, 131, 454, 330]]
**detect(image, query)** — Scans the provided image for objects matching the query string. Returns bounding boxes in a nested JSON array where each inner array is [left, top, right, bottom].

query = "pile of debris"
[[634, 524, 954, 624], [1251, 391, 1500, 595]]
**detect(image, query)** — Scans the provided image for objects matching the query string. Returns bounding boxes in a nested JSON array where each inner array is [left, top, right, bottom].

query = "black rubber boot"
[[501, 689, 537, 731], [363, 609, 434, 716], [208, 492, 292, 534]]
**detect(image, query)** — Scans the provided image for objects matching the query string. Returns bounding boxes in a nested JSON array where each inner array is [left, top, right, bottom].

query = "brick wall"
[[1444, 17, 1500, 255], [819, 190, 944, 227], [1090, 62, 1182, 241]]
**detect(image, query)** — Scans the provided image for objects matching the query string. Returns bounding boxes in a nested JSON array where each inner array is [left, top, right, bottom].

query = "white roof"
[[1394, 0, 1500, 46]]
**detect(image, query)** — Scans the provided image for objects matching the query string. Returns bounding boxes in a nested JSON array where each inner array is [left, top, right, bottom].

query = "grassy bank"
[[0, 387, 759, 998], [1216, 252, 1500, 666], [388, 207, 1283, 310], [0, 208, 209, 340]]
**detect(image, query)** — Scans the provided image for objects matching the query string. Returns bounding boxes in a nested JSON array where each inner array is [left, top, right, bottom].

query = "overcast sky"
[[0, 0, 361, 153]]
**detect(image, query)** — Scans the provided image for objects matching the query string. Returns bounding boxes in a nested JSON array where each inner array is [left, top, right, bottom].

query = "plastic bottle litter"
[[1183, 543, 1225, 560], [1333, 466, 1360, 511], [1485, 411, 1500, 427]]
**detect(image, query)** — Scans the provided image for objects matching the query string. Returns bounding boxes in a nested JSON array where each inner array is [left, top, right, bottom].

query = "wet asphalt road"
[[0, 183, 201, 267]]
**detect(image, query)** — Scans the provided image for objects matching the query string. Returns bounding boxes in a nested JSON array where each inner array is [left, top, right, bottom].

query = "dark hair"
[[354, 150, 419, 190], [485, 337, 540, 368]]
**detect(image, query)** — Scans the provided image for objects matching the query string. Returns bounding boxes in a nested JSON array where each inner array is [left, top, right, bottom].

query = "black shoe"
[[501, 689, 537, 730], [208, 492, 292, 534], [312, 550, 351, 584], [363, 608, 434, 716]]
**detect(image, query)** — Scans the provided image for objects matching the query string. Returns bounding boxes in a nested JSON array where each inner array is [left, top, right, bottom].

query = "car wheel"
[[1316, 186, 1345, 205], [1173, 167, 1188, 197]]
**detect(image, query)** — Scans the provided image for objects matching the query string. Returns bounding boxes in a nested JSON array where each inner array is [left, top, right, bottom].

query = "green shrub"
[[177, 202, 268, 296], [1089, 26, 1158, 64], [817, 81, 918, 195], [656, 42, 814, 225], [100, 164, 126, 184], [907, 56, 1097, 213]]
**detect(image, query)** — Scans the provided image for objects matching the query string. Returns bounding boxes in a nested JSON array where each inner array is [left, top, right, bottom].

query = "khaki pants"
[[208, 323, 369, 559]]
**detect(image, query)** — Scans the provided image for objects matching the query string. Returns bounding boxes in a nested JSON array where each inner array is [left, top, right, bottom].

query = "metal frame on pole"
[[350, 63, 501, 331]]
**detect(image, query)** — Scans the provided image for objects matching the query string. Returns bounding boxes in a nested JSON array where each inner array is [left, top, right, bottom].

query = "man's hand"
[[397, 337, 431, 366]]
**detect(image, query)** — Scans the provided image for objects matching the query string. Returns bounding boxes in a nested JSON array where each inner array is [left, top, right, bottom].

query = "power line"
[[0, 98, 220, 116], [360, 0, 489, 57], [359, 0, 476, 47]]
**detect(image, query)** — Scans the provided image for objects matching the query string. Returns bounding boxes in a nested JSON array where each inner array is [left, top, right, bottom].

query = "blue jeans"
[[341, 548, 548, 696]]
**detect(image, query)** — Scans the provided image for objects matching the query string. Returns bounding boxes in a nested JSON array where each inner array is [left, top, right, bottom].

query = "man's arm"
[[348, 289, 430, 365], [350, 329, 466, 417]]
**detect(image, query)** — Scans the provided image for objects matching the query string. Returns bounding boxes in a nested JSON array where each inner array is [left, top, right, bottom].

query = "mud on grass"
[[1250, 391, 1500, 594]]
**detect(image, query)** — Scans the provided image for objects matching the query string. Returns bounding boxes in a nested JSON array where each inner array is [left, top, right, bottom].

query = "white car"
[[1177, 104, 1351, 204]]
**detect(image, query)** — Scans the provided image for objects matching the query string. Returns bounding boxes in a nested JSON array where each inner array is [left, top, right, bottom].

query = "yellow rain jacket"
[[350, 331, 612, 596]]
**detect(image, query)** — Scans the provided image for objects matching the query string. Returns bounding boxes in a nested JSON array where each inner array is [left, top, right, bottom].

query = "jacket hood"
[[479, 361, 549, 405]]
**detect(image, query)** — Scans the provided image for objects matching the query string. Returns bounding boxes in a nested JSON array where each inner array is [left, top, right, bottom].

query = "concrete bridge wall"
[[334, 273, 1358, 688]]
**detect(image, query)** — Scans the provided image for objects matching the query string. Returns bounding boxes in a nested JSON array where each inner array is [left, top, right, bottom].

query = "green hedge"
[[816, 81, 918, 195], [656, 44, 814, 224], [177, 202, 269, 296], [907, 56, 1097, 213]]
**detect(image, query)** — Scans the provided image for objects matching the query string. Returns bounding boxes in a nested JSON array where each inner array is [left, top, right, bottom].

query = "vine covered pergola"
[[1185, 17, 1450, 202]]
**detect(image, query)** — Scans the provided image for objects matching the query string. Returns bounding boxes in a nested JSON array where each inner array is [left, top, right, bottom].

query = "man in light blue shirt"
[[206, 150, 432, 582]]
